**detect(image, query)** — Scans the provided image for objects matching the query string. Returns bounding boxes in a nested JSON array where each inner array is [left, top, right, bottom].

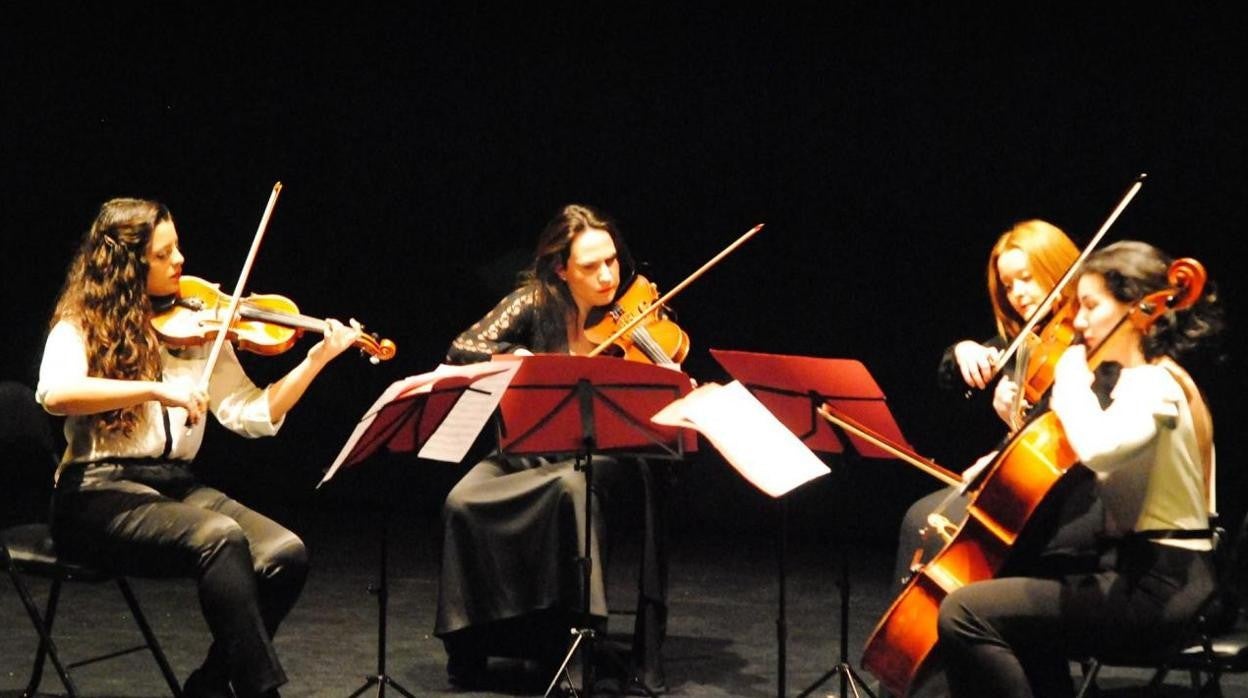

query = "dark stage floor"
[[3, 511, 1244, 698]]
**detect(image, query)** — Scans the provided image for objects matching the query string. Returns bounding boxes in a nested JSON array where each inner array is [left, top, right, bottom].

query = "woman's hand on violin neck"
[[267, 318, 361, 423], [992, 376, 1027, 427], [154, 383, 208, 426], [954, 340, 1001, 390], [307, 318, 362, 365]]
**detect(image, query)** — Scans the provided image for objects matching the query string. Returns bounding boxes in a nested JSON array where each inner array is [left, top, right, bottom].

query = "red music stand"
[[496, 355, 695, 458], [322, 363, 514, 698], [323, 362, 514, 481], [492, 355, 694, 698], [712, 349, 912, 698]]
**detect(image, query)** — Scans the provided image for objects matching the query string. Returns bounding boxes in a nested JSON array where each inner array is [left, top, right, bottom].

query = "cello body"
[[861, 411, 1079, 696]]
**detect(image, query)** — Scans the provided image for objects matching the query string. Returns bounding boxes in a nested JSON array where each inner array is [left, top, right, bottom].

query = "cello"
[[855, 257, 1207, 697]]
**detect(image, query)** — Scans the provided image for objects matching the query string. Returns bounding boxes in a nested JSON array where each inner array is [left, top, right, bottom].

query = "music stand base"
[[346, 674, 416, 698], [544, 627, 661, 698], [796, 662, 877, 698]]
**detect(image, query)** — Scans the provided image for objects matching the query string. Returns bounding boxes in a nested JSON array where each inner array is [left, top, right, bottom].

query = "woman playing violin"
[[941, 219, 1081, 421], [37, 198, 361, 698], [937, 240, 1223, 697], [893, 221, 1081, 592], [877, 220, 1082, 698], [439, 203, 671, 690]]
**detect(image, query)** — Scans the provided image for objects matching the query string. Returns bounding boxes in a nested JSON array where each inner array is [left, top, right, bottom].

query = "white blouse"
[[1051, 362, 1210, 550], [37, 320, 283, 479]]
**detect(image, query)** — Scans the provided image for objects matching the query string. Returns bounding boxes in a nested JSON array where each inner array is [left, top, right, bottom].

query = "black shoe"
[[447, 650, 487, 688], [183, 668, 236, 698], [637, 661, 667, 694]]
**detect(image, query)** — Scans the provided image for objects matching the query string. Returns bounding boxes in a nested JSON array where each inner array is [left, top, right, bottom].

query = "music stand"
[[321, 364, 514, 698], [712, 349, 912, 698], [494, 355, 694, 698]]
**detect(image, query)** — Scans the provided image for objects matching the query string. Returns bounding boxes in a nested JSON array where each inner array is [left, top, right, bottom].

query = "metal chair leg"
[[1074, 658, 1101, 698], [8, 572, 78, 698], [116, 577, 183, 697]]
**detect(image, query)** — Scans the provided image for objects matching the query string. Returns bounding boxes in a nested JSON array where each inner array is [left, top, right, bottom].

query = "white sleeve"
[[207, 342, 284, 438], [1051, 366, 1179, 474], [36, 321, 90, 414]]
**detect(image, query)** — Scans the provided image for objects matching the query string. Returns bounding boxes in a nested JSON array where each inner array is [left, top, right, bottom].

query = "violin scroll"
[[1129, 258, 1206, 331], [353, 331, 397, 364]]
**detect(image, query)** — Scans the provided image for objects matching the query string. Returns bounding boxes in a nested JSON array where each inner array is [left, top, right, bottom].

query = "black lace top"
[[446, 286, 568, 364]]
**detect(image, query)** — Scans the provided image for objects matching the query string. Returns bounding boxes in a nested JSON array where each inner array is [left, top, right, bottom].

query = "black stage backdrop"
[[3, 4, 1245, 542]]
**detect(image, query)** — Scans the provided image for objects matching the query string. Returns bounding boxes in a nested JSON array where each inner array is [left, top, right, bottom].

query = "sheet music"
[[418, 361, 520, 462], [652, 380, 830, 498], [320, 362, 513, 487]]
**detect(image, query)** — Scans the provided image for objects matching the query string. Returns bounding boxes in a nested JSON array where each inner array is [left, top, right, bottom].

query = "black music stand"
[[713, 349, 913, 698], [322, 365, 513, 698], [494, 355, 694, 698]]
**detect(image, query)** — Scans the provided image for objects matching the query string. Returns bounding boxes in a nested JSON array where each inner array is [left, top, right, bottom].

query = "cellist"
[[937, 240, 1223, 697]]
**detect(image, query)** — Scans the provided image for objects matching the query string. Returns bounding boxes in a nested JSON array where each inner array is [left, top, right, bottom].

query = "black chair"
[[1075, 511, 1248, 697], [1153, 510, 1248, 697], [1, 381, 182, 697]]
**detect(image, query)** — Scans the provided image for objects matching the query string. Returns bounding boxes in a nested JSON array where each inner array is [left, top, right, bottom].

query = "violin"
[[581, 222, 765, 364], [583, 275, 690, 365], [978, 174, 1148, 392], [860, 257, 1208, 697], [151, 276, 397, 363], [1003, 297, 1080, 427]]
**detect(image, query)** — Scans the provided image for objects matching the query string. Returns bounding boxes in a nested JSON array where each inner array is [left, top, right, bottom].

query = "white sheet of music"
[[418, 360, 520, 463], [652, 380, 830, 498], [321, 362, 515, 486]]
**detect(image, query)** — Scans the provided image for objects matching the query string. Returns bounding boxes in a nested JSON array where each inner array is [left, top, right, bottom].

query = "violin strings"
[[631, 326, 669, 364]]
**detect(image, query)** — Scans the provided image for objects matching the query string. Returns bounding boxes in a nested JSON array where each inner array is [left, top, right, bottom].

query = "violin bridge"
[[925, 512, 958, 544]]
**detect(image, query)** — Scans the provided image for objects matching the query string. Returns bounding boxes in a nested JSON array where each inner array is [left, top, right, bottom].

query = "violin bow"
[[816, 403, 962, 488], [196, 182, 284, 393], [985, 173, 1148, 383], [586, 222, 764, 358]]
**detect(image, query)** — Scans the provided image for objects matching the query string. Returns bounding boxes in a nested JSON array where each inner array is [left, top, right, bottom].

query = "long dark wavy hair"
[[51, 198, 171, 435], [1080, 240, 1223, 362], [518, 203, 634, 352]]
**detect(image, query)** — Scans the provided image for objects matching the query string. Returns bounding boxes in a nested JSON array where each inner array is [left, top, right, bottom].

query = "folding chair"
[[1, 381, 181, 697]]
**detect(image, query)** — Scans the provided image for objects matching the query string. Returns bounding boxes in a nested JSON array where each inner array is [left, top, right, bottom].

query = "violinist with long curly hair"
[[37, 198, 360, 698]]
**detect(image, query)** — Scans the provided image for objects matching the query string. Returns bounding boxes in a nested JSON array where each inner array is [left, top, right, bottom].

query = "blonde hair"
[[985, 220, 1080, 340]]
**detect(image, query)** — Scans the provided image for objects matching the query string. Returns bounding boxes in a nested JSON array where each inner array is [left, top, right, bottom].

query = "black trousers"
[[51, 461, 307, 697], [937, 538, 1215, 698]]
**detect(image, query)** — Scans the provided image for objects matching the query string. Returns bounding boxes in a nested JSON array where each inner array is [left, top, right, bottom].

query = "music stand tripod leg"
[[544, 381, 661, 698], [777, 496, 788, 698], [346, 460, 416, 698], [796, 442, 876, 698]]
